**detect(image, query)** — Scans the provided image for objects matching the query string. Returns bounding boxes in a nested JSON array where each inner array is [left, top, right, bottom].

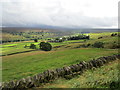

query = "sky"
[[1, 0, 119, 28]]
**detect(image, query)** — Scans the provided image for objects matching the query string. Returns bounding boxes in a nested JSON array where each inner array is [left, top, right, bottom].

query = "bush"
[[34, 39, 38, 42], [87, 43, 91, 47], [68, 35, 90, 40], [109, 43, 120, 49], [92, 42, 104, 48], [98, 37, 103, 39], [30, 44, 36, 49], [39, 42, 52, 51], [24, 45, 27, 48], [111, 33, 117, 37]]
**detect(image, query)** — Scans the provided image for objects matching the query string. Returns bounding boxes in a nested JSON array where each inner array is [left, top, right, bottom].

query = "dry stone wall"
[[1, 54, 120, 89]]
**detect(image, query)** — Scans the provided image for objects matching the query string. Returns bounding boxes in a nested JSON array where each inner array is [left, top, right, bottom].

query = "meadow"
[[2, 48, 118, 82], [40, 59, 119, 88], [1, 31, 120, 88], [1, 32, 119, 55]]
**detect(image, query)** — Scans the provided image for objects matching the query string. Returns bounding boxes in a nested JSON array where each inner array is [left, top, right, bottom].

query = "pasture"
[[2, 48, 118, 82], [40, 59, 119, 88], [1, 31, 119, 88]]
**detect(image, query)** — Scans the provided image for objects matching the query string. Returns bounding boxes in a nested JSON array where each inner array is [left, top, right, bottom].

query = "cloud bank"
[[1, 0, 119, 28]]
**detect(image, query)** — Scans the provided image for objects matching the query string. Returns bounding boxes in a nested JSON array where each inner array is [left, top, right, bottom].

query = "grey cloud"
[[1, 0, 117, 28]]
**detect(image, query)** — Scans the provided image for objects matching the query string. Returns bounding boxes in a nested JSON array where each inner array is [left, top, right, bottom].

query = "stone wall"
[[1, 54, 120, 89]]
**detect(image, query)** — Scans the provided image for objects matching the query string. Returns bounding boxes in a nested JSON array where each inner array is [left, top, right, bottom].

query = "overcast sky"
[[1, 0, 119, 28]]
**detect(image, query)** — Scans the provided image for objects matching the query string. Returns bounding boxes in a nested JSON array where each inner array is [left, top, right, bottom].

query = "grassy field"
[[87, 32, 118, 39], [1, 32, 119, 55], [39, 59, 119, 88], [1, 41, 67, 55], [1, 42, 38, 55], [1, 35, 118, 55], [2, 48, 118, 82], [2, 32, 119, 85]]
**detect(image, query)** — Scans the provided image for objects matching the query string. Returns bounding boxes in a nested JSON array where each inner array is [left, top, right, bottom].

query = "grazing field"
[[1, 33, 119, 55], [1, 41, 67, 56], [1, 31, 119, 88], [39, 59, 119, 88], [2, 48, 118, 82]]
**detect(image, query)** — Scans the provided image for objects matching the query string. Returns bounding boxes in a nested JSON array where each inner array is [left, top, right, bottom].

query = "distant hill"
[[2, 27, 63, 33], [2, 27, 118, 33]]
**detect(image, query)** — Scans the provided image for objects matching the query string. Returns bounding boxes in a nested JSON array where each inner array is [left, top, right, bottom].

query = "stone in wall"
[[63, 66, 72, 75], [69, 65, 76, 73], [79, 61, 87, 69], [87, 61, 93, 69], [50, 70, 58, 79]]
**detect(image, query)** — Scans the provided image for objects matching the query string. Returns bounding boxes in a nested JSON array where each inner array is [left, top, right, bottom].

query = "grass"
[[2, 48, 118, 82], [64, 40, 85, 43], [2, 32, 119, 83], [39, 59, 119, 88], [87, 32, 118, 39], [1, 41, 67, 55], [1, 42, 39, 55], [1, 32, 119, 55]]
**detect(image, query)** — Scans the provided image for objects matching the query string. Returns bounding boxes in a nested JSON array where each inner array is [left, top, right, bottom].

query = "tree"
[[39, 42, 52, 51], [30, 44, 36, 49], [92, 42, 104, 48], [34, 39, 38, 42]]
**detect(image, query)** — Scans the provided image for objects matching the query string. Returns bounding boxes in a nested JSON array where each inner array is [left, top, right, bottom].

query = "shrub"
[[111, 33, 117, 37], [98, 37, 103, 39], [68, 35, 90, 40], [109, 43, 120, 49], [24, 45, 27, 48], [30, 44, 36, 49], [34, 39, 38, 42], [81, 44, 87, 47], [92, 42, 104, 48], [47, 38, 51, 40], [39, 42, 52, 51], [87, 43, 91, 47]]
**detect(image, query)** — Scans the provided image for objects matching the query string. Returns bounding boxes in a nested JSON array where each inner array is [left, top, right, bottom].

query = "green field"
[[1, 31, 120, 87], [40, 59, 119, 88], [1, 41, 67, 56], [1, 34, 118, 55], [2, 48, 118, 82]]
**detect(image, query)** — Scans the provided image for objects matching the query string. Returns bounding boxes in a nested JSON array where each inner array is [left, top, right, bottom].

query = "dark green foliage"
[[55, 38, 60, 40], [39, 42, 52, 51], [47, 38, 51, 40], [81, 44, 87, 48], [24, 45, 27, 48], [68, 35, 90, 40], [109, 43, 120, 49], [111, 33, 117, 36], [30, 44, 36, 49], [87, 43, 91, 47], [49, 38, 64, 43], [109, 81, 120, 88], [98, 37, 103, 39], [92, 42, 104, 48], [75, 43, 91, 48], [34, 39, 38, 42]]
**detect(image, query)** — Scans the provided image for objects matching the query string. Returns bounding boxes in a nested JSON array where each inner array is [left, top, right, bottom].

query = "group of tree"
[[92, 42, 104, 48], [68, 35, 90, 40], [111, 33, 117, 37], [48, 34, 90, 43], [75, 42, 104, 48], [28, 42, 52, 51]]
